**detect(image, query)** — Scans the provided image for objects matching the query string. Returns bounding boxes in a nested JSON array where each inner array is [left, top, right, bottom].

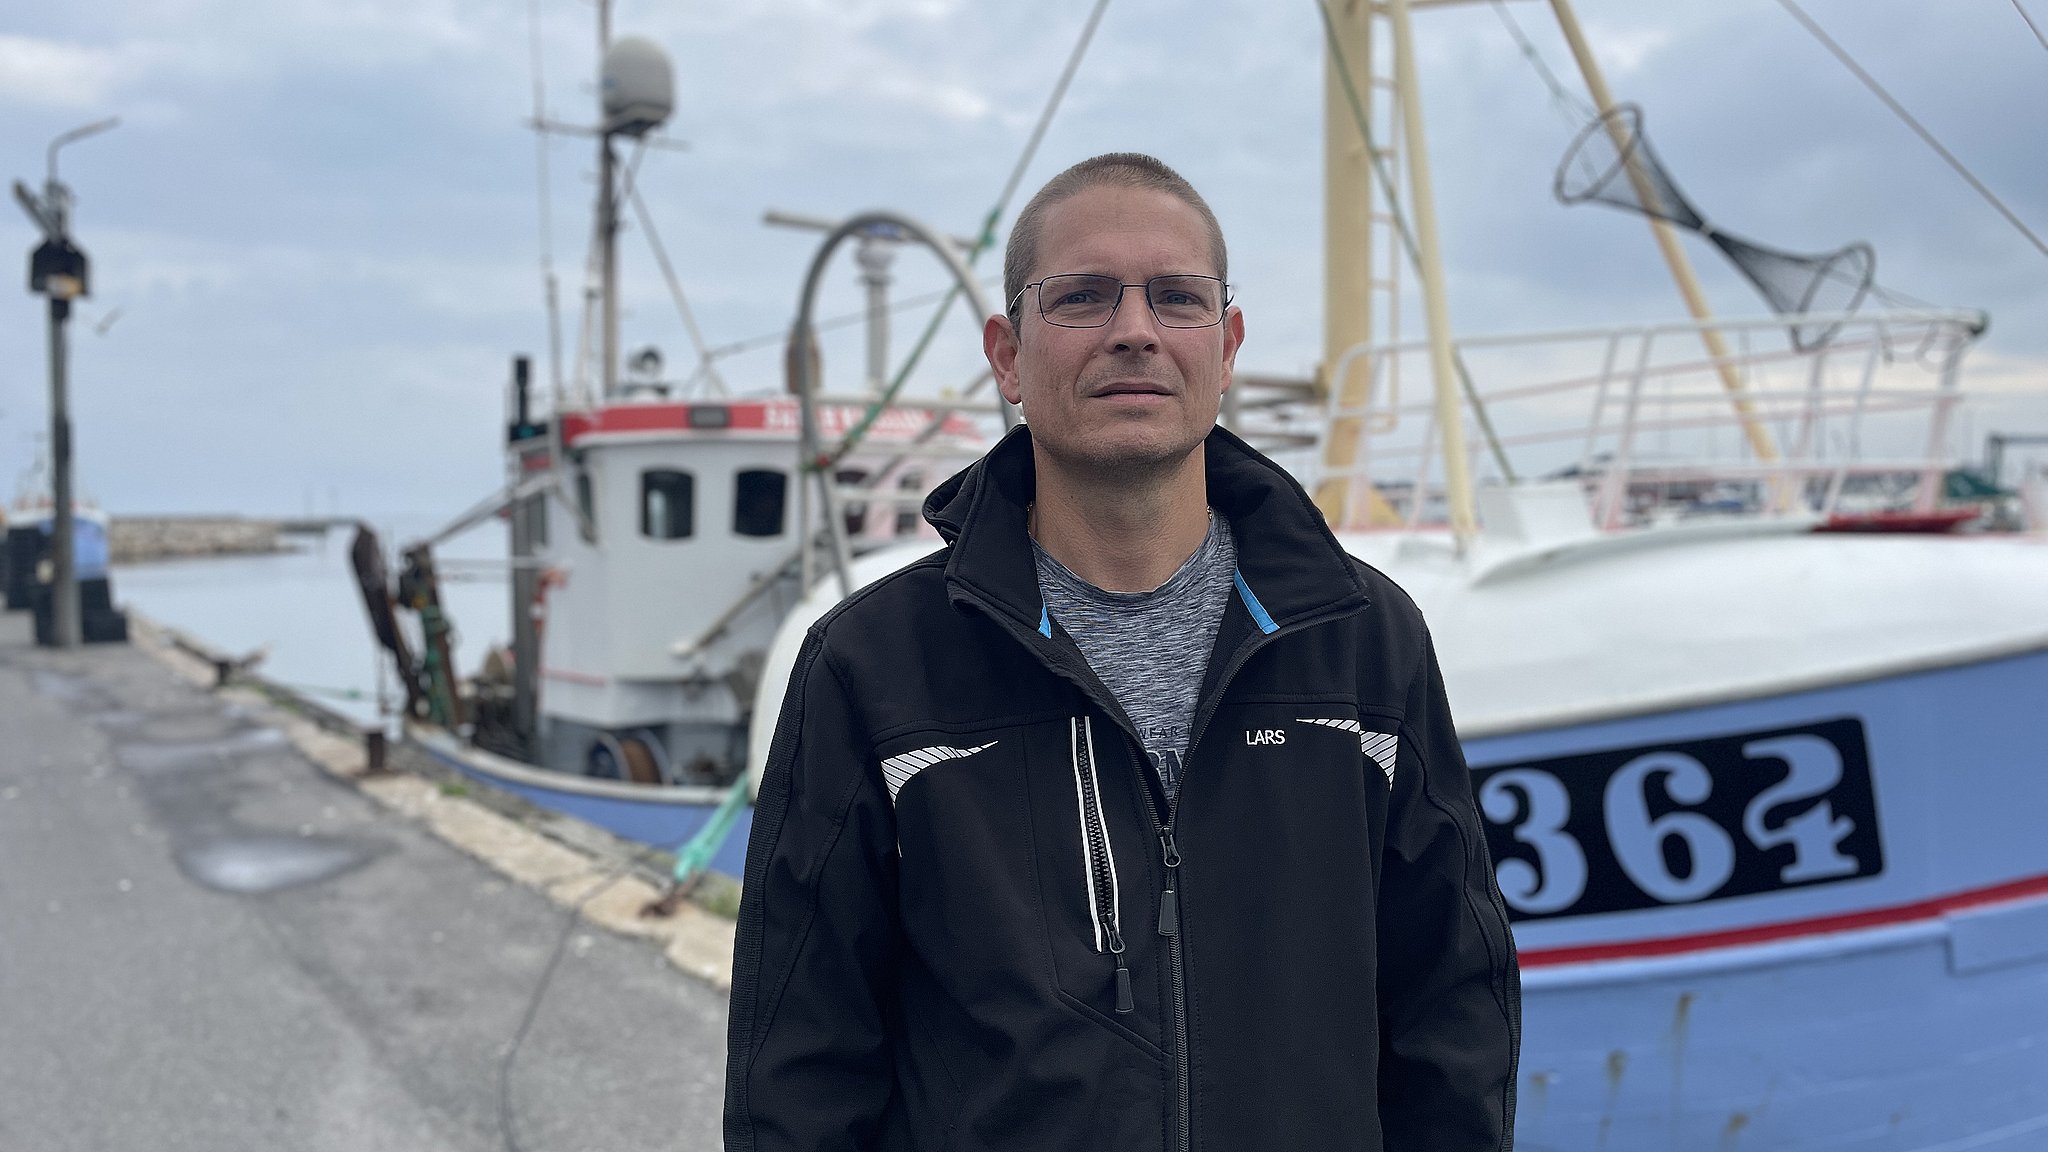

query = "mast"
[[1315, 0, 1375, 527], [1385, 0, 1476, 545], [1546, 0, 1777, 462], [596, 0, 619, 399]]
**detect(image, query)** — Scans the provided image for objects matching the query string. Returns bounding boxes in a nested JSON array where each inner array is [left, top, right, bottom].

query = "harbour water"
[[110, 515, 511, 728]]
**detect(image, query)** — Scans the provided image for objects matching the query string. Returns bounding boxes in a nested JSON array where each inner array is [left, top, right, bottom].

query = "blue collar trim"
[[1233, 569, 1279, 635], [1037, 602, 1053, 638]]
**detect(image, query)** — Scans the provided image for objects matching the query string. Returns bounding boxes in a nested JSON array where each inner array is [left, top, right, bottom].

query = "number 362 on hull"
[[1474, 718, 1882, 921]]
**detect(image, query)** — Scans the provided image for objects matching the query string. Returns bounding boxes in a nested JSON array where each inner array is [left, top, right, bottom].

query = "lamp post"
[[14, 116, 118, 648]]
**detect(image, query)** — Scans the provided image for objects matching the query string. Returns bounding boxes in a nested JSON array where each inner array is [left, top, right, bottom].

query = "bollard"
[[363, 728, 388, 776]]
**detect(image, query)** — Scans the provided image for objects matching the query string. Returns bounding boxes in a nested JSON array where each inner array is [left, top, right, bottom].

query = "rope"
[[670, 774, 750, 888], [270, 680, 376, 702], [498, 849, 659, 1152], [1315, 0, 1518, 482], [1776, 0, 2048, 262], [813, 0, 1114, 473], [1489, 0, 1595, 126]]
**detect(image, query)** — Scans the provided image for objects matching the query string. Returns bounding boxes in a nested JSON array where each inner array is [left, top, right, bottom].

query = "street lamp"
[[14, 115, 119, 649]]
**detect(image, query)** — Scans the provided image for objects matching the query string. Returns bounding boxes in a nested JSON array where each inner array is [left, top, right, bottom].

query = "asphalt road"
[[0, 613, 729, 1151]]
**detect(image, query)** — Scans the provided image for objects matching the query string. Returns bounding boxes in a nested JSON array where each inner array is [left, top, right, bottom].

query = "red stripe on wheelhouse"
[[1518, 872, 2048, 968]]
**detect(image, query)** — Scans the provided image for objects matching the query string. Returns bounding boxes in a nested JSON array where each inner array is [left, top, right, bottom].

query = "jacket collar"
[[923, 423, 1369, 631]]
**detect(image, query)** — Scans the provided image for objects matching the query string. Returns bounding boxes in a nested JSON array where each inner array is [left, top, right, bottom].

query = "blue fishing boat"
[[362, 4, 2048, 1146]]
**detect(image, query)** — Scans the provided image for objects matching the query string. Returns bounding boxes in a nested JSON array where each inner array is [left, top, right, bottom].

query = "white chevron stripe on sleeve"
[[880, 742, 997, 803], [1296, 718, 1398, 786], [1360, 731, 1398, 786]]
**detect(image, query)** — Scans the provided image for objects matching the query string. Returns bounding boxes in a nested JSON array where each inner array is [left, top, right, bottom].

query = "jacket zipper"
[[958, 587, 1368, 1152], [1070, 716, 1133, 1013], [1147, 601, 1368, 1152]]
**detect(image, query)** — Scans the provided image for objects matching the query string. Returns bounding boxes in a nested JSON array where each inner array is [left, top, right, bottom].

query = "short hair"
[[1003, 152, 1228, 322]]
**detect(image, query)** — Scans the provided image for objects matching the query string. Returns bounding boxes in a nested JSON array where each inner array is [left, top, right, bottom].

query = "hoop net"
[[1556, 104, 1876, 351]]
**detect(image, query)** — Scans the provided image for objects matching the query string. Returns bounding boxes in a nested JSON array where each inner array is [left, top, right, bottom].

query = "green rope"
[[271, 680, 376, 702], [419, 605, 459, 727], [812, 0, 1114, 474], [1314, 0, 1517, 484], [671, 773, 751, 887], [809, 209, 992, 475]]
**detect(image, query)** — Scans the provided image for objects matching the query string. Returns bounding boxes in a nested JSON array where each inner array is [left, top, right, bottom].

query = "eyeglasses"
[[1010, 273, 1231, 329]]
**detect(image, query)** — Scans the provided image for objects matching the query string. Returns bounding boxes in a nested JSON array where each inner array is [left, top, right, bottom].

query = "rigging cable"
[[526, 0, 567, 401], [1775, 0, 2048, 261], [1489, 0, 1595, 127], [601, 81, 726, 394], [2012, 0, 2048, 56], [818, 0, 1114, 471], [624, 178, 728, 395], [985, 0, 1115, 242], [704, 276, 1003, 363]]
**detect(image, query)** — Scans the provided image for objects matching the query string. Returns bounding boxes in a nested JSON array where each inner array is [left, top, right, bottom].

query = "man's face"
[[985, 185, 1244, 479]]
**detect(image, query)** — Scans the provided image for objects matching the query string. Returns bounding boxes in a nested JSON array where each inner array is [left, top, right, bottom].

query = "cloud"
[[4, 0, 2047, 518], [0, 36, 123, 108]]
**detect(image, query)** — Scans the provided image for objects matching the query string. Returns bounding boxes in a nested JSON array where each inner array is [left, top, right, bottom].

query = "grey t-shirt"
[[1033, 512, 1237, 800]]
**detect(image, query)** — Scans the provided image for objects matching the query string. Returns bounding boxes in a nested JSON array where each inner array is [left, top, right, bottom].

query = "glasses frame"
[[1008, 273, 1234, 330]]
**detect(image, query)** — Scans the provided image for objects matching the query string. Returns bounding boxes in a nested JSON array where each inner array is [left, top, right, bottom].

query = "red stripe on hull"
[[1519, 871, 2048, 968], [557, 400, 977, 446]]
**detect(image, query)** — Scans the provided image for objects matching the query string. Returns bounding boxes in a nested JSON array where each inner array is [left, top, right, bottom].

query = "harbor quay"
[[0, 609, 730, 1151]]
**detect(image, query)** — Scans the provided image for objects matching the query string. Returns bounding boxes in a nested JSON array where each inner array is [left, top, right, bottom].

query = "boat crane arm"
[[415, 472, 557, 550]]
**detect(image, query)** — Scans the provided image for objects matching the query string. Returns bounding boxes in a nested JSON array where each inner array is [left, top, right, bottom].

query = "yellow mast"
[[1546, 0, 1778, 462], [1314, 0, 1378, 528], [1385, 0, 1477, 545], [1320, 1, 1771, 537]]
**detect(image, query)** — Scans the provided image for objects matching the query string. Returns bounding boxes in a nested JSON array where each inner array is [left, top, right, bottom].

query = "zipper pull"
[[1107, 924, 1134, 1014], [1158, 830, 1181, 937]]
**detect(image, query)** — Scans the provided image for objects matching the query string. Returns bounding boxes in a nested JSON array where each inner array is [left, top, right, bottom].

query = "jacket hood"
[[922, 423, 1368, 632]]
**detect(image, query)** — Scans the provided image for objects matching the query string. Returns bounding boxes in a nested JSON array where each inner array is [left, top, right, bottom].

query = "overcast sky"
[[5, 0, 2047, 516]]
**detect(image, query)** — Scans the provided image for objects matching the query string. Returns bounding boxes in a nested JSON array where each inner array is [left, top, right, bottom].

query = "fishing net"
[[1555, 103, 1875, 351]]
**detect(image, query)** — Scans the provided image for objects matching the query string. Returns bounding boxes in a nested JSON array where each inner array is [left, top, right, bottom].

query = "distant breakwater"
[[108, 516, 352, 563]]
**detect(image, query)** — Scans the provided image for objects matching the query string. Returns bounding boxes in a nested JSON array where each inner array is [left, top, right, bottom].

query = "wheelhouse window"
[[733, 468, 787, 538], [641, 469, 695, 540]]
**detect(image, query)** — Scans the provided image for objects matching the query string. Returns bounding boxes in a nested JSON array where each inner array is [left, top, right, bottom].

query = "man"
[[726, 153, 1519, 1152]]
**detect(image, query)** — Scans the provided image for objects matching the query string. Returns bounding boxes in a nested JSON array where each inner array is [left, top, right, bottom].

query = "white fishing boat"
[[351, 9, 1023, 878], [362, 2, 2048, 1145]]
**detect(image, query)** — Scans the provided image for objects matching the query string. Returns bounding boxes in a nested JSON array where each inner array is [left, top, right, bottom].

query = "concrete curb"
[[128, 613, 738, 991]]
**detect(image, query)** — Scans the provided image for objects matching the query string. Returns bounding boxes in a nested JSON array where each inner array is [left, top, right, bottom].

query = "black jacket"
[[726, 426, 1519, 1152]]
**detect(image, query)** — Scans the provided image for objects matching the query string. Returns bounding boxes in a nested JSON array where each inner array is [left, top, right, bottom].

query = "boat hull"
[[420, 642, 2048, 1148], [1482, 646, 2048, 1150], [408, 726, 753, 878]]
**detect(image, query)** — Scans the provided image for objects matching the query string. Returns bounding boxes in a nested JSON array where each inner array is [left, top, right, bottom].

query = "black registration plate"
[[1472, 718, 1883, 922]]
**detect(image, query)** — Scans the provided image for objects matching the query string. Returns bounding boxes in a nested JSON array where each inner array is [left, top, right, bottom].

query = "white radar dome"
[[601, 36, 674, 137]]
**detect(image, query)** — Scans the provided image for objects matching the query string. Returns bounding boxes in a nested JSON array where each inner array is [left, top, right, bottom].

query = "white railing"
[[1311, 309, 1990, 531]]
